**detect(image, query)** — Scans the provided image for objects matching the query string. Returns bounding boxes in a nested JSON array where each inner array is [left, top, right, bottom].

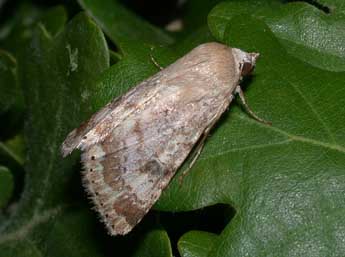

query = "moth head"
[[232, 48, 260, 76]]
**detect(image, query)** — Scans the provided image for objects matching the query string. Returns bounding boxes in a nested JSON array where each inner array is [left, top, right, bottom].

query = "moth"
[[61, 42, 262, 235]]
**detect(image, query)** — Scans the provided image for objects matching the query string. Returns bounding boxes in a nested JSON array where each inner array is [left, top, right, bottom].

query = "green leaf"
[[131, 228, 173, 257], [19, 11, 109, 209], [0, 3, 41, 42], [0, 166, 14, 208], [0, 12, 109, 256], [0, 50, 22, 114], [0, 4, 67, 54], [0, 50, 23, 140], [45, 210, 106, 257], [156, 15, 345, 256], [208, 0, 345, 72], [0, 240, 43, 257], [78, 0, 174, 54], [1, 1, 345, 256], [178, 231, 218, 257], [0, 5, 67, 138], [0, 135, 25, 166], [38, 5, 68, 36], [181, 0, 224, 32]]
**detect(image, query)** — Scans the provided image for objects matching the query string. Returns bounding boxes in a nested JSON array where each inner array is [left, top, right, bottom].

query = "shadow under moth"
[[61, 42, 263, 235]]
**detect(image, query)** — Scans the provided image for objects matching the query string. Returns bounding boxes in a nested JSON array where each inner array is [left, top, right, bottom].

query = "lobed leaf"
[[78, 0, 174, 54], [0, 12, 110, 256], [131, 228, 173, 257], [208, 0, 345, 71], [158, 15, 345, 257], [178, 231, 218, 257], [1, 1, 345, 256]]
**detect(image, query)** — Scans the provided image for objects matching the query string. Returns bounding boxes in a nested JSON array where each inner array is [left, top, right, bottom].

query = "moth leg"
[[178, 133, 207, 184], [150, 47, 164, 70], [178, 95, 234, 184], [235, 85, 272, 125]]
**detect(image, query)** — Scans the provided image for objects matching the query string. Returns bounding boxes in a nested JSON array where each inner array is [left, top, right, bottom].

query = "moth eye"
[[83, 136, 87, 139], [241, 62, 254, 76], [90, 168, 93, 172], [91, 156, 95, 160]]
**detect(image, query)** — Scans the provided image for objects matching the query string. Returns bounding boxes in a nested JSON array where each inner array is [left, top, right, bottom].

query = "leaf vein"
[[0, 207, 61, 244], [235, 114, 345, 154]]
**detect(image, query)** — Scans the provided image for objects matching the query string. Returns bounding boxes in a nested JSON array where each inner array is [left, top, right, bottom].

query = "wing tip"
[[60, 143, 73, 157], [60, 129, 80, 157], [107, 220, 133, 236]]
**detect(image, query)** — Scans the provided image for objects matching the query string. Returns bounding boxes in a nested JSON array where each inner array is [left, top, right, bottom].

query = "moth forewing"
[[61, 42, 259, 235]]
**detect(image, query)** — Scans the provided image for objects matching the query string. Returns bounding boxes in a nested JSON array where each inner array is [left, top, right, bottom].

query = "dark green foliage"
[[0, 0, 344, 256]]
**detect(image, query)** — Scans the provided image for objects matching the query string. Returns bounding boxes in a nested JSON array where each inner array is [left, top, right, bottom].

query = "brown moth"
[[61, 42, 260, 235]]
